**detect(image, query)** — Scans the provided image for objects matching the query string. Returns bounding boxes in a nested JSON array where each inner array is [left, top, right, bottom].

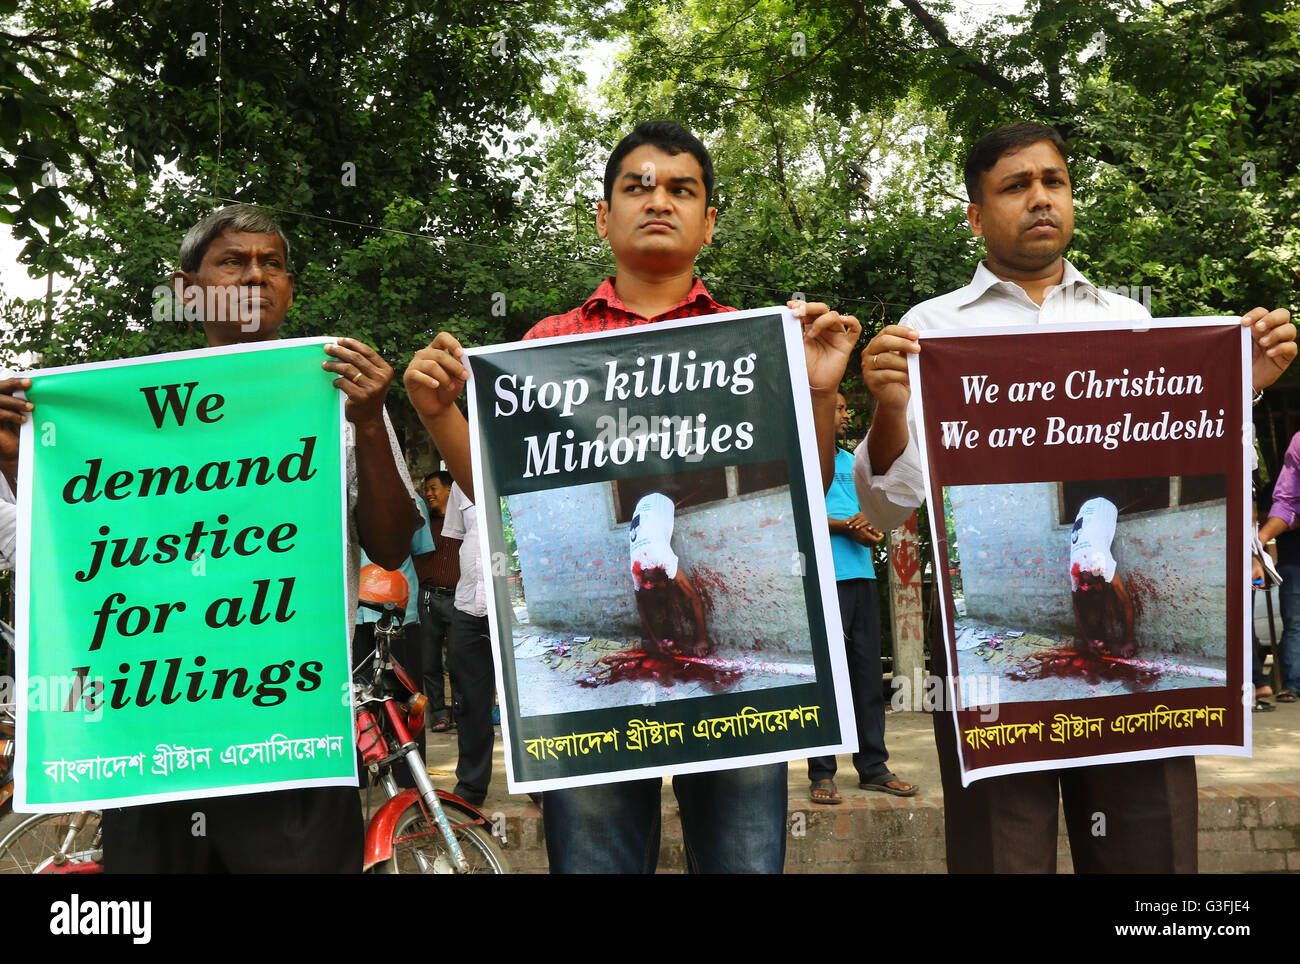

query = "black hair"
[[179, 204, 292, 273], [964, 122, 1069, 204], [603, 121, 715, 206], [423, 471, 453, 488]]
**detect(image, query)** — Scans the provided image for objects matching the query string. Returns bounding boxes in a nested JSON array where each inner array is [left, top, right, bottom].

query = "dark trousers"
[[448, 608, 495, 805], [102, 787, 362, 873], [931, 639, 1198, 873], [352, 621, 426, 789], [809, 578, 888, 783], [418, 585, 456, 718]]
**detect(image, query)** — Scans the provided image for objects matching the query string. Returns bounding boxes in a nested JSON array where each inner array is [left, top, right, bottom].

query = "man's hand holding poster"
[[15, 339, 355, 810], [465, 307, 855, 792], [910, 319, 1250, 786]]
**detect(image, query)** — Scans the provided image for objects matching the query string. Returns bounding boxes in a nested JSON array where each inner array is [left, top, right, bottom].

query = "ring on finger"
[[352, 371, 363, 384], [871, 354, 879, 369]]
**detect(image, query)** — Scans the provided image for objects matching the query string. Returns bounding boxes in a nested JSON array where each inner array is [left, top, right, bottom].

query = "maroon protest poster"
[[909, 319, 1250, 785]]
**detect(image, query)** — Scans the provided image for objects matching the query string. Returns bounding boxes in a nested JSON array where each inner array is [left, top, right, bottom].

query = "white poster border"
[[13, 337, 357, 812]]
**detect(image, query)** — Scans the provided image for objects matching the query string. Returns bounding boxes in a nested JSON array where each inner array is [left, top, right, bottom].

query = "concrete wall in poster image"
[[942, 476, 1228, 708], [504, 461, 816, 717]]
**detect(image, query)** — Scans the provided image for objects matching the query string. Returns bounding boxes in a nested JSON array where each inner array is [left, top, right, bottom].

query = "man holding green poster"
[[403, 121, 861, 873], [0, 204, 421, 873]]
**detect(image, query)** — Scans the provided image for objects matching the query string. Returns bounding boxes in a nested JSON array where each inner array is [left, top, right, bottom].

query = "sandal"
[[1253, 699, 1276, 713], [810, 779, 843, 805], [1277, 689, 1299, 703], [860, 773, 918, 797], [430, 716, 452, 732]]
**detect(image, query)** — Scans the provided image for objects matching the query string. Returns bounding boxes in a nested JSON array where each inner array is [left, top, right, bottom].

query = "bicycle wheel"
[[377, 798, 509, 874], [0, 810, 102, 874]]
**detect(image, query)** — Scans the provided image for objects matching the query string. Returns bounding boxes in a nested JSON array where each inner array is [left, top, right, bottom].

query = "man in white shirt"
[[0, 475, 14, 573], [440, 481, 495, 805], [0, 367, 15, 572], [856, 122, 1295, 874]]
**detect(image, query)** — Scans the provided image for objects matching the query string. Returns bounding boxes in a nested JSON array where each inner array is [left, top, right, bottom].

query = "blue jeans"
[[1277, 564, 1300, 690], [542, 763, 788, 873]]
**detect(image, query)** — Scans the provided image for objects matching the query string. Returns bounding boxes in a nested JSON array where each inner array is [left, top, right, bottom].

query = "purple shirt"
[[1270, 431, 1300, 527]]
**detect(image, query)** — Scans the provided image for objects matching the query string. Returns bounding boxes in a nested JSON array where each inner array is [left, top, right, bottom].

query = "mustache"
[[1024, 214, 1062, 230]]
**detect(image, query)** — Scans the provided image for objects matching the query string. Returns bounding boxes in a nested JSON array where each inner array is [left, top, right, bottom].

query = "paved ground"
[[421, 696, 1300, 813]]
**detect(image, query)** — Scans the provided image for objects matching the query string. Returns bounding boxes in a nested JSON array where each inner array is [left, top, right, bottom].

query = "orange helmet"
[[359, 564, 410, 610]]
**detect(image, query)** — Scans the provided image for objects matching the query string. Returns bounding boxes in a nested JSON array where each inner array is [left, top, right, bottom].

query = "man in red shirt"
[[404, 121, 860, 873]]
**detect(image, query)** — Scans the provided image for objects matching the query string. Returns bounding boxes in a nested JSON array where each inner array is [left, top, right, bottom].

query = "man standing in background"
[[354, 490, 437, 784], [809, 392, 914, 805], [441, 481, 495, 806], [418, 471, 460, 730]]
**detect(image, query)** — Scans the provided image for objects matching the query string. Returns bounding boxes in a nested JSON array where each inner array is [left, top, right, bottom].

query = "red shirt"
[[413, 510, 461, 589], [524, 277, 734, 339]]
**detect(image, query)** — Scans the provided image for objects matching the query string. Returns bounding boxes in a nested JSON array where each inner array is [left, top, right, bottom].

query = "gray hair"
[[178, 204, 292, 274]]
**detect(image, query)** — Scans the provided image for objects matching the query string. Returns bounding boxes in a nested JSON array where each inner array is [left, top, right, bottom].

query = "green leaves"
[[1, 0, 1295, 393]]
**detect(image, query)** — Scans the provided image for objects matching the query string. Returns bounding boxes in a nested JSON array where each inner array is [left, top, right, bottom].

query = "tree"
[[602, 0, 1300, 318], [1, 0, 605, 385]]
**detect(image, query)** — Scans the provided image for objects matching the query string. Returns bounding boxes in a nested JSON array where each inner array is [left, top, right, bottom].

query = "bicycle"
[[0, 809, 102, 874], [355, 564, 508, 873], [0, 572, 509, 873], [0, 617, 104, 874]]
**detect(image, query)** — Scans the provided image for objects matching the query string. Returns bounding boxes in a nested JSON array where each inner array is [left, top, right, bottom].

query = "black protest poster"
[[465, 308, 854, 791]]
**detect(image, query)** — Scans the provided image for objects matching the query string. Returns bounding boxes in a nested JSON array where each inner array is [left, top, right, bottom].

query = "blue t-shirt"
[[357, 498, 436, 626], [825, 448, 876, 582]]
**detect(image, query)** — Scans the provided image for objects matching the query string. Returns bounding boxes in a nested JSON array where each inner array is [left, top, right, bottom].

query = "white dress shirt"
[[0, 472, 15, 572], [0, 365, 14, 570], [441, 482, 487, 617], [854, 260, 1152, 530]]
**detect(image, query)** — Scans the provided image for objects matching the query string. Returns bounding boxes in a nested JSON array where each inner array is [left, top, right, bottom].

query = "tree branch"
[[750, 12, 863, 91], [899, 0, 1044, 108], [701, 0, 765, 43], [756, 95, 803, 233]]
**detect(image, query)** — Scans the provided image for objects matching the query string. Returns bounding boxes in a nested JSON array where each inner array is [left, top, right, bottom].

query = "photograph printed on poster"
[[943, 474, 1228, 708], [501, 461, 816, 717]]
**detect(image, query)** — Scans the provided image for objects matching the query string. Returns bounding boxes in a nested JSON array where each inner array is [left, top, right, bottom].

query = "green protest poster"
[[14, 338, 355, 811], [465, 308, 855, 792]]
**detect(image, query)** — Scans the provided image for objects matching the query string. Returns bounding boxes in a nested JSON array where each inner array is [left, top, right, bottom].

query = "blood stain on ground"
[[579, 649, 742, 693], [1008, 647, 1160, 688]]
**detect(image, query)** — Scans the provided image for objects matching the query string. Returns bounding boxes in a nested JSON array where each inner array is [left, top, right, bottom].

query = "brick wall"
[[491, 783, 1300, 873], [950, 482, 1226, 659], [509, 482, 813, 654]]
